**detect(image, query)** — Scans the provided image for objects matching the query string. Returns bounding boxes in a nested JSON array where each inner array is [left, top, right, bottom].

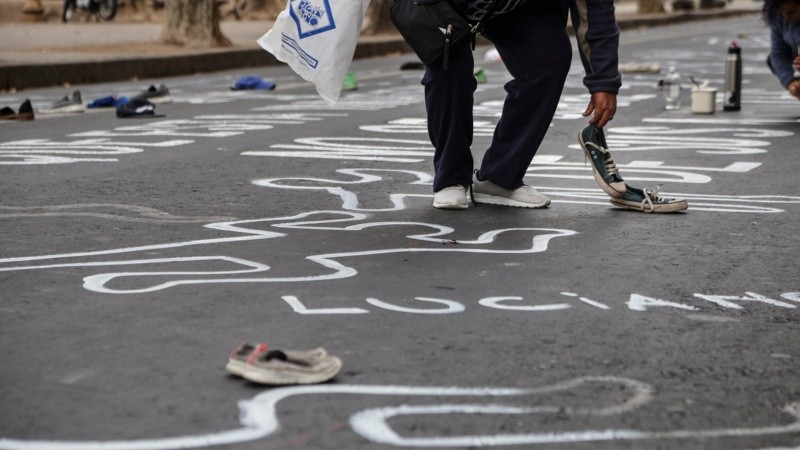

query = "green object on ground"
[[342, 70, 358, 91]]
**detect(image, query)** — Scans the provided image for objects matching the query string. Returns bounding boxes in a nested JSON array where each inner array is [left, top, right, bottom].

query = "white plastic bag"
[[258, 0, 370, 104]]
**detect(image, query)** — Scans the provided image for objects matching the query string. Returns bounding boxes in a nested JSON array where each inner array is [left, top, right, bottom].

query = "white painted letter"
[[627, 294, 698, 312], [781, 292, 800, 303], [694, 292, 796, 309], [281, 295, 369, 315], [366, 297, 464, 314], [479, 296, 571, 311]]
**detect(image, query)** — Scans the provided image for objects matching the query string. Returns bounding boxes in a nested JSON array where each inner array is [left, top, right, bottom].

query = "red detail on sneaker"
[[246, 343, 269, 365]]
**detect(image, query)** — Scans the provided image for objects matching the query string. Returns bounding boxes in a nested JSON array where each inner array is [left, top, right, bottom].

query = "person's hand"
[[583, 92, 617, 129], [787, 80, 800, 101]]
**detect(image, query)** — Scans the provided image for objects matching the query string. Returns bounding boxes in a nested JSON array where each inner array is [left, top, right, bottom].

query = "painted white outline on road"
[[0, 204, 234, 224], [251, 168, 800, 213], [3, 376, 800, 449], [0, 139, 191, 165], [0, 210, 576, 294]]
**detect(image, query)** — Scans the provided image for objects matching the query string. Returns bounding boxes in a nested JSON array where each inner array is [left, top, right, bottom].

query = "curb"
[[0, 8, 758, 91]]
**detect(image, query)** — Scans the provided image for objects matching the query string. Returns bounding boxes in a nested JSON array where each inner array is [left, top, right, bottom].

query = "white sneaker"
[[471, 171, 550, 208], [432, 185, 468, 209]]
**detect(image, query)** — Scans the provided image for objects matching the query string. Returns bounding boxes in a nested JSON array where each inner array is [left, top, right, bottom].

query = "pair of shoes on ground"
[[0, 99, 34, 121], [38, 90, 85, 115], [226, 341, 343, 385], [578, 124, 688, 213], [432, 172, 551, 210]]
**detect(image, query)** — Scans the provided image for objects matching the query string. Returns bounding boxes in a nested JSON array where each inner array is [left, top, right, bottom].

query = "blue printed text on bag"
[[290, 0, 337, 38]]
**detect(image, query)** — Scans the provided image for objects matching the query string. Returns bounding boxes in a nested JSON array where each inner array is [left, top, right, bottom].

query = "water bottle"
[[723, 41, 742, 111], [663, 66, 681, 110]]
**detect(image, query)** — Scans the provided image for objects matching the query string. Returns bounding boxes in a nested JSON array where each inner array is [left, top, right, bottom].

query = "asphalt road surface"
[[1, 14, 799, 450]]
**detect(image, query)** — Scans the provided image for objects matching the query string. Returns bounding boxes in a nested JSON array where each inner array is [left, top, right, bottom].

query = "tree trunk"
[[637, 0, 665, 14], [161, 0, 232, 47], [362, 0, 393, 35]]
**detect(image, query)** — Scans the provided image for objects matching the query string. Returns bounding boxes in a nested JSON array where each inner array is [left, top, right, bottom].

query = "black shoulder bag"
[[390, 0, 502, 69]]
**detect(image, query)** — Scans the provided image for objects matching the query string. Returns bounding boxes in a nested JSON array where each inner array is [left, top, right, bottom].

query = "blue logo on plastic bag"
[[289, 0, 336, 39]]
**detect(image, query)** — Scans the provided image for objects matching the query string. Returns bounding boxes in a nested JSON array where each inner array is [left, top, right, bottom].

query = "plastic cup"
[[691, 87, 717, 114]]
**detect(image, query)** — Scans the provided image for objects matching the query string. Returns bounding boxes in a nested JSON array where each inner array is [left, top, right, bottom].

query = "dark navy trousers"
[[422, 0, 572, 192]]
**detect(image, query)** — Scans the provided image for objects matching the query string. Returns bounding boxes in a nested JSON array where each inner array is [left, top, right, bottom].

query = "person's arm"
[[570, 0, 621, 128], [769, 22, 797, 89]]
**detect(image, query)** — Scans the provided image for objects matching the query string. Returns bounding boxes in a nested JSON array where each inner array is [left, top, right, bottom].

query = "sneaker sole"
[[610, 198, 688, 213], [242, 357, 343, 385], [225, 360, 247, 377], [472, 192, 550, 209], [578, 131, 626, 199], [432, 200, 468, 210]]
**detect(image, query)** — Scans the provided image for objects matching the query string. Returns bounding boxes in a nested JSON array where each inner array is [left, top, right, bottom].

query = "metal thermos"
[[723, 41, 741, 111]]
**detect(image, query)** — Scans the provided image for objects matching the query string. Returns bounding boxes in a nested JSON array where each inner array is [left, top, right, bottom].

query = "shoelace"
[[586, 142, 620, 178], [640, 186, 664, 213]]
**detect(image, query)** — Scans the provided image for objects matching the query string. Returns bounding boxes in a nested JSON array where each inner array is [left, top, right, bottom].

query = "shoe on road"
[[0, 106, 15, 119], [226, 341, 329, 376], [433, 185, 468, 209], [38, 90, 85, 114], [225, 341, 342, 384], [238, 343, 341, 385], [610, 185, 688, 213], [133, 84, 173, 104], [16, 99, 34, 121], [578, 124, 626, 198], [471, 171, 550, 208]]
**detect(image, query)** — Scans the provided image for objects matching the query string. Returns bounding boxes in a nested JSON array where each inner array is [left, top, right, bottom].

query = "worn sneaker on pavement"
[[0, 106, 14, 120], [240, 343, 342, 385], [225, 342, 328, 377], [16, 99, 34, 121], [133, 84, 173, 104], [433, 185, 468, 209], [471, 171, 550, 208], [38, 90, 85, 114], [610, 185, 688, 213], [578, 124, 626, 198]]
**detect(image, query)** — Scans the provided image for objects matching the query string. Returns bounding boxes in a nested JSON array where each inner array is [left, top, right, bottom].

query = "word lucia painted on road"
[[279, 291, 800, 317]]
